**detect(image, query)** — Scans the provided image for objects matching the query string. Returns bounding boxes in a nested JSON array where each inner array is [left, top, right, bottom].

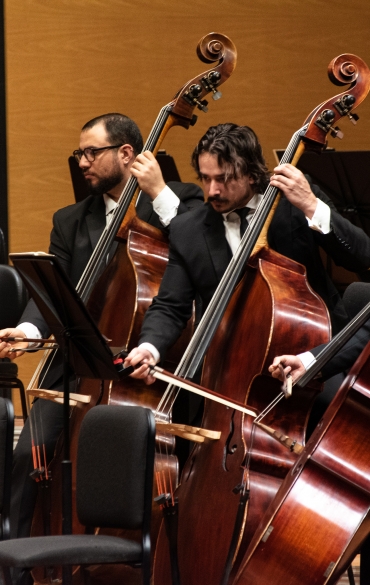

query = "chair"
[[0, 264, 28, 331], [0, 362, 27, 421], [0, 228, 7, 264], [0, 226, 28, 407], [0, 397, 14, 541], [342, 281, 370, 320], [0, 404, 155, 585]]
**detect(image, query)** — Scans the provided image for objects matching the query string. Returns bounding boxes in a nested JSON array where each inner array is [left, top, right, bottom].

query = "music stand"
[[10, 252, 121, 536]]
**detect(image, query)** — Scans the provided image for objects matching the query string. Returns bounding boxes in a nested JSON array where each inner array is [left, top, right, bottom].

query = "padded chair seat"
[[0, 534, 142, 566]]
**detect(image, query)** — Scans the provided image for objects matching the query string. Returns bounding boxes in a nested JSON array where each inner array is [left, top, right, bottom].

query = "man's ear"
[[119, 144, 135, 165], [248, 174, 255, 185]]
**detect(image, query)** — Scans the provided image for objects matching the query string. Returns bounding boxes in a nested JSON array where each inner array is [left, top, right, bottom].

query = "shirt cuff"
[[138, 342, 160, 364], [306, 198, 331, 234], [17, 323, 42, 347], [152, 185, 180, 227], [297, 351, 316, 370]]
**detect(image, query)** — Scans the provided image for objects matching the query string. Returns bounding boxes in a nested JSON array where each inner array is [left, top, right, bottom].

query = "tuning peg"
[[333, 92, 359, 126], [348, 112, 359, 125], [212, 91, 222, 101], [201, 70, 222, 101], [208, 70, 221, 84], [196, 100, 208, 112], [315, 108, 343, 138], [320, 109, 335, 125], [183, 84, 209, 112], [330, 126, 344, 139], [189, 84, 202, 97]]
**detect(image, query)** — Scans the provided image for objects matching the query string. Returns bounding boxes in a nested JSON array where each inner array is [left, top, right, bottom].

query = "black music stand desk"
[[10, 251, 121, 536]]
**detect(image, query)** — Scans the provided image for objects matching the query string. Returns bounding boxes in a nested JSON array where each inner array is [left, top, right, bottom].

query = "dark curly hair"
[[191, 123, 270, 193], [82, 113, 143, 156]]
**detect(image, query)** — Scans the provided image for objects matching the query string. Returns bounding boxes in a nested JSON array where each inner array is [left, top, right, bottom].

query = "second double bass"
[[149, 53, 370, 585]]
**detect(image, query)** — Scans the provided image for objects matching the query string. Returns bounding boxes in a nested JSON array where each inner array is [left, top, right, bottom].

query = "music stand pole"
[[62, 333, 72, 535]]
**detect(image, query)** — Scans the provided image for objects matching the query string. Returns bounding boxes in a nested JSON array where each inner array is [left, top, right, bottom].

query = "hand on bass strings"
[[0, 328, 28, 359], [124, 347, 157, 385], [130, 151, 166, 200], [268, 354, 306, 383], [270, 163, 318, 219]]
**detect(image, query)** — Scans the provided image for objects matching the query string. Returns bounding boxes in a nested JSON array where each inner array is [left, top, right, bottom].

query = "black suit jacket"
[[311, 324, 370, 381], [311, 282, 370, 380], [139, 184, 370, 358], [20, 181, 203, 341]]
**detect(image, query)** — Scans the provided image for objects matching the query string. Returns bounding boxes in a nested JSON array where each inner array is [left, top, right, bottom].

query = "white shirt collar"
[[222, 192, 263, 222], [103, 193, 117, 215]]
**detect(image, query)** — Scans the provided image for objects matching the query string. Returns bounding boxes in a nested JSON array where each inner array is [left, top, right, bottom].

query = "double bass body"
[[233, 342, 370, 585], [153, 247, 330, 585]]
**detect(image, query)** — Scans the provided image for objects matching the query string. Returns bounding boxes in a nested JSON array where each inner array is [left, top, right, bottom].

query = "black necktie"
[[235, 207, 250, 237]]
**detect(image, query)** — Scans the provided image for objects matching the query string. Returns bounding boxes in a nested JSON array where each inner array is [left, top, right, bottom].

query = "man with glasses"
[[0, 112, 203, 548]]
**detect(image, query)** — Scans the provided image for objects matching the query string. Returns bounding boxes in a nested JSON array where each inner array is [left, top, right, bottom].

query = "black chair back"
[[0, 228, 7, 264], [77, 404, 155, 570], [0, 397, 14, 540], [342, 282, 370, 320], [77, 405, 155, 529], [0, 265, 28, 329]]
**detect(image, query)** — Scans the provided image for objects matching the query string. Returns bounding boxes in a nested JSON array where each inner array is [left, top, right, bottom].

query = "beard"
[[85, 164, 124, 197]]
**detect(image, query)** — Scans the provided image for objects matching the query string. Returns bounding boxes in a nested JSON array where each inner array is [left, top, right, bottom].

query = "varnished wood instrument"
[[152, 54, 370, 585], [232, 339, 370, 585], [27, 33, 237, 585]]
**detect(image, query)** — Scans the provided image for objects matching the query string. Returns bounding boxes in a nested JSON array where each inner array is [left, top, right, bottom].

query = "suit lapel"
[[203, 205, 231, 281], [85, 196, 106, 251]]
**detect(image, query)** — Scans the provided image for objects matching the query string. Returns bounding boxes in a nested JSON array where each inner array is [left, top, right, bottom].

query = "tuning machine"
[[201, 70, 222, 100], [333, 93, 359, 125], [183, 84, 209, 112], [315, 108, 344, 139]]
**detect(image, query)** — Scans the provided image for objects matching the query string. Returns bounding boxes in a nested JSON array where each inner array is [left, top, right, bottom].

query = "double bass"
[[27, 32, 237, 585], [152, 54, 370, 585], [232, 325, 370, 585]]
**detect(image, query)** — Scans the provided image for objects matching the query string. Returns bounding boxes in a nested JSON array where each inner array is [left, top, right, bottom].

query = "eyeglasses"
[[72, 144, 123, 163]]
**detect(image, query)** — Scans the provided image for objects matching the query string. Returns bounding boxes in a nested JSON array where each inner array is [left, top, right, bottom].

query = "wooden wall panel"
[[4, 0, 370, 406]]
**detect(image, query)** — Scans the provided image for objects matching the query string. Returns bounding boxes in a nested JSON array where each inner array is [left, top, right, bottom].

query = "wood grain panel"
[[5, 0, 370, 412]]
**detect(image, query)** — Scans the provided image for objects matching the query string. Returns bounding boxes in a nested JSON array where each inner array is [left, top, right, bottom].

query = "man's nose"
[[78, 154, 91, 169], [208, 180, 221, 196]]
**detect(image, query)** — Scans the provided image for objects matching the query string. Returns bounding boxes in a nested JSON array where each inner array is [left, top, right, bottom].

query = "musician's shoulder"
[[167, 181, 204, 202], [170, 201, 208, 230], [53, 195, 101, 222]]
